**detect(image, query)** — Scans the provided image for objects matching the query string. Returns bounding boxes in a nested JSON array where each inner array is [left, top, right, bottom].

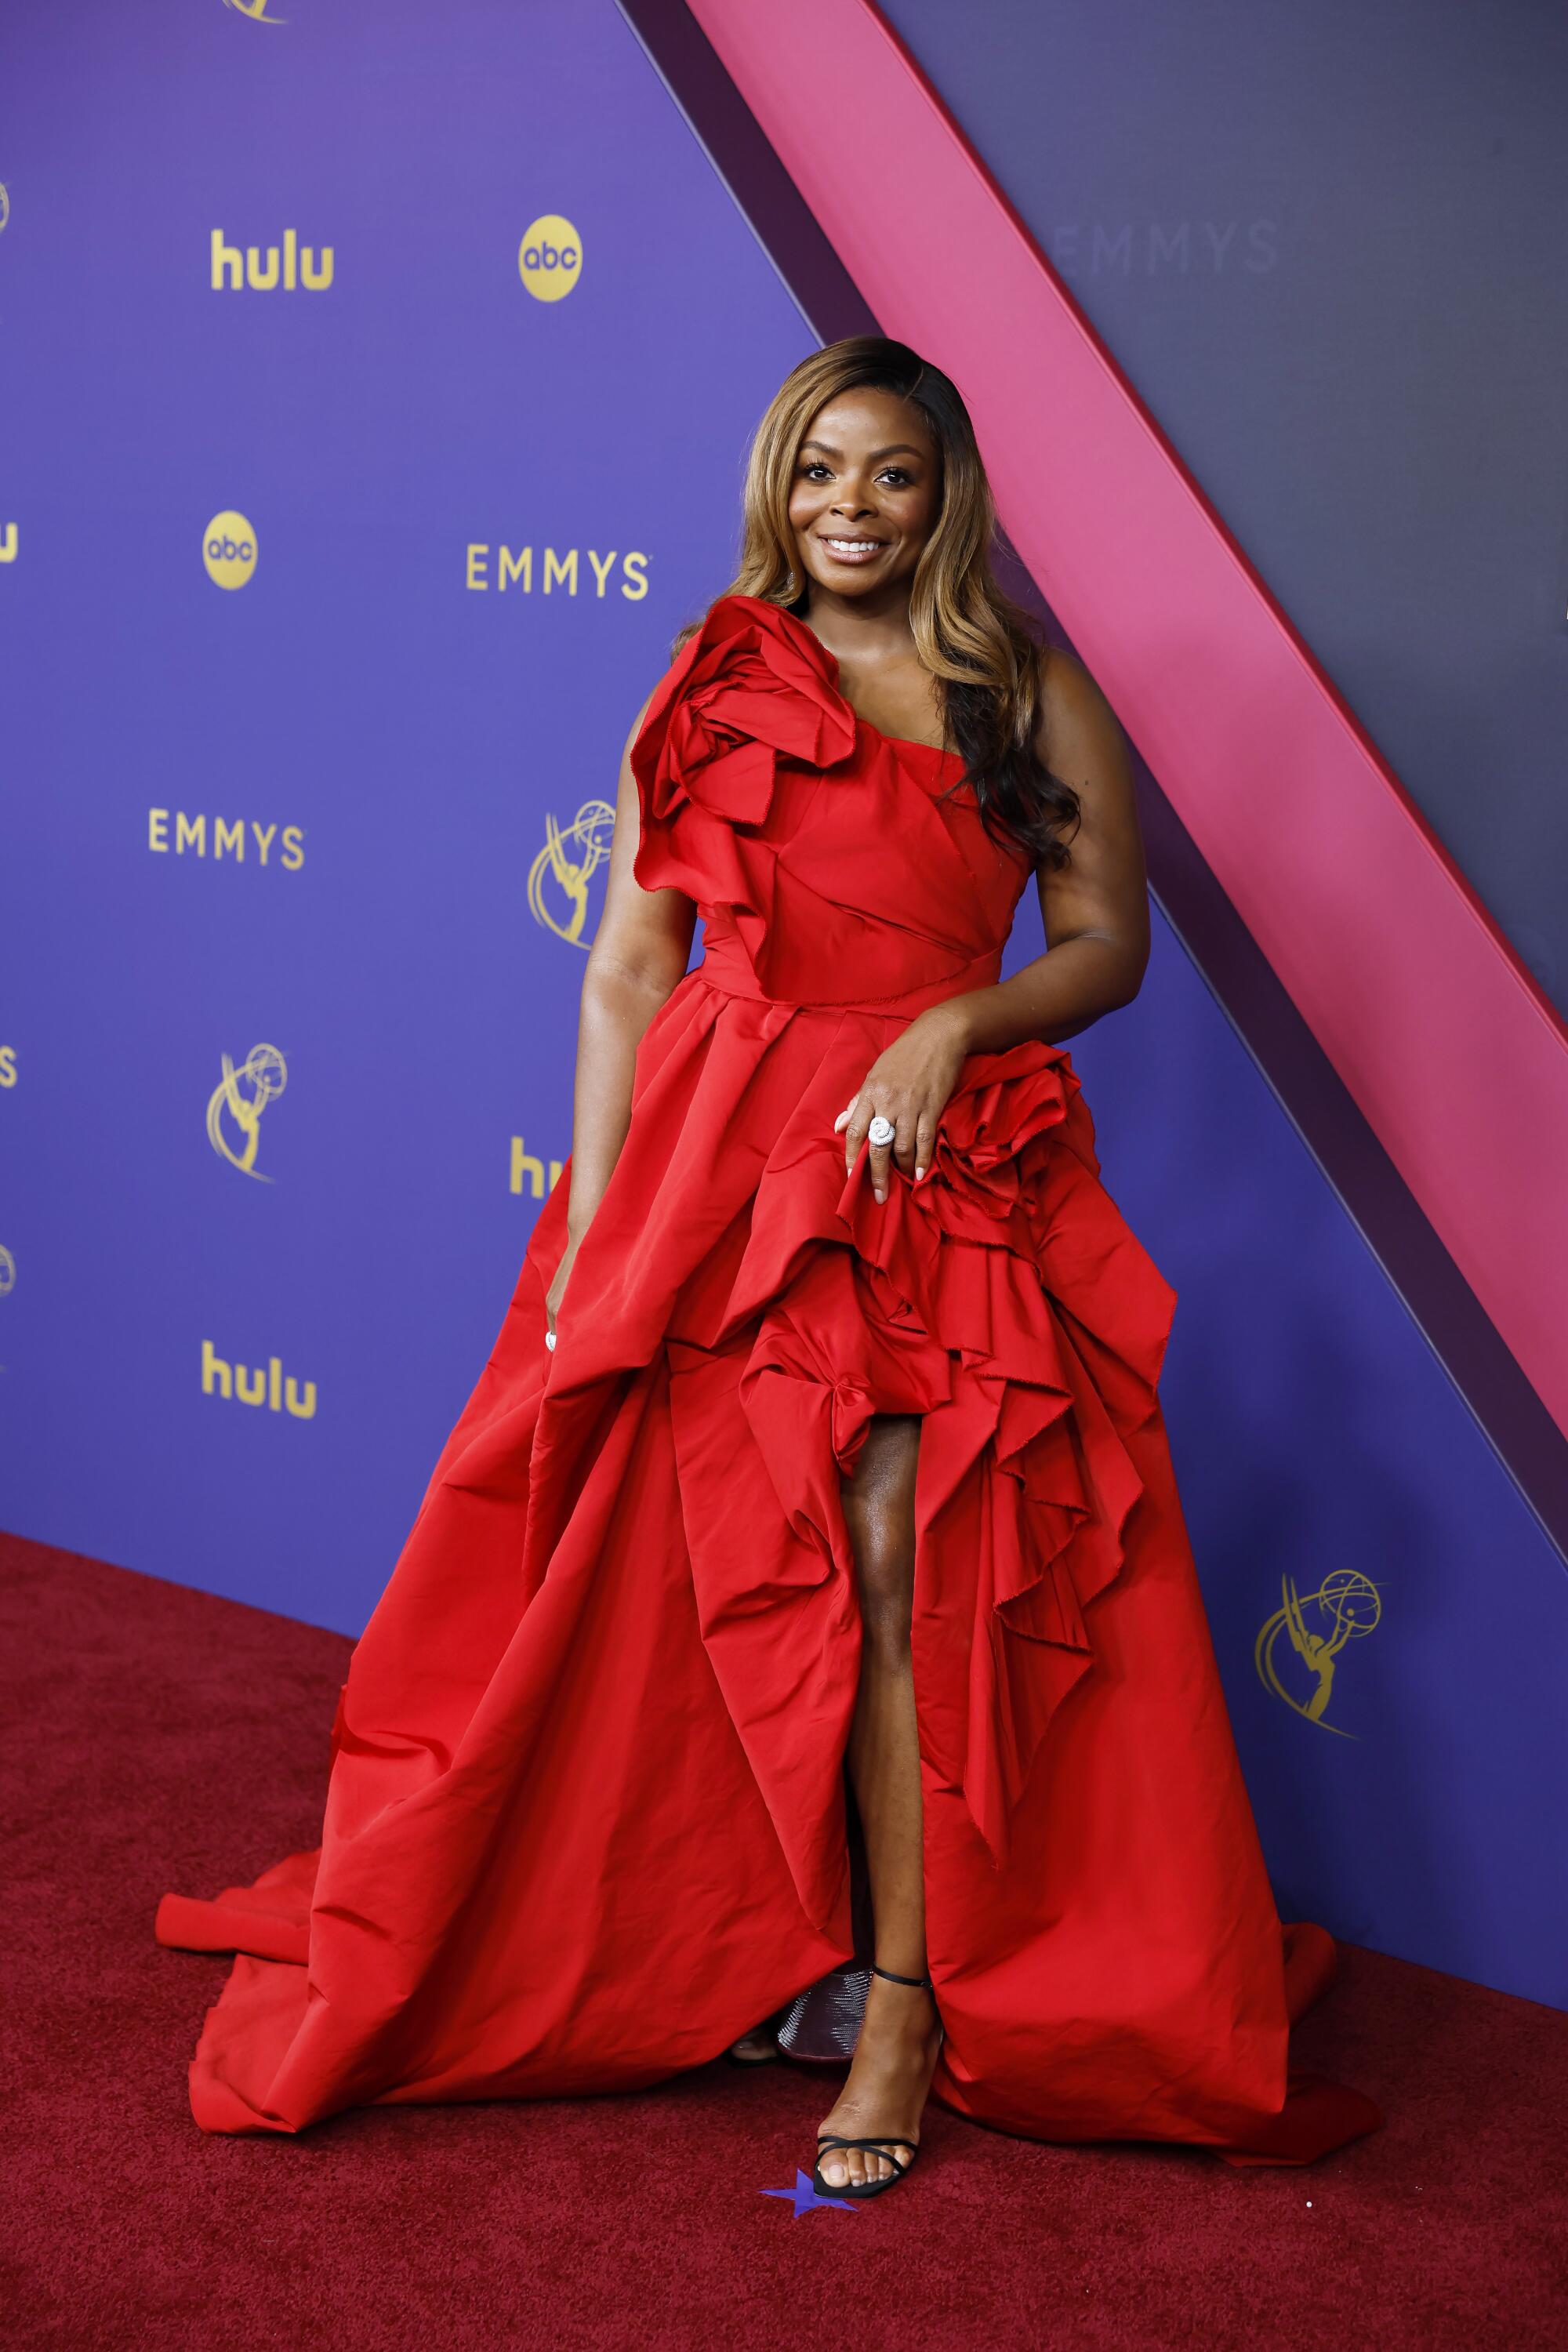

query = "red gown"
[[156, 593, 1382, 2164]]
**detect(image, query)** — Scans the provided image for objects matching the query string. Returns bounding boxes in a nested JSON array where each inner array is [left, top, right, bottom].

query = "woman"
[[158, 338, 1381, 2193]]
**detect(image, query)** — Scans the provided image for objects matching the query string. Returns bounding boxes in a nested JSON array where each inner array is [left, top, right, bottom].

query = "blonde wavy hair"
[[682, 337, 1079, 866]]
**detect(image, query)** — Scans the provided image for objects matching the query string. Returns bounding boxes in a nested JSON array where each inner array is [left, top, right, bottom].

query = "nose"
[[830, 481, 877, 519]]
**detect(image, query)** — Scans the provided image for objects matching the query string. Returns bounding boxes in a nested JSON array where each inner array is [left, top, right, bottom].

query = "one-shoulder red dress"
[[156, 593, 1382, 2165]]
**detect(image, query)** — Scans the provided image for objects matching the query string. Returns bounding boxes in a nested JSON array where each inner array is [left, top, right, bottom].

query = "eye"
[[800, 461, 833, 481], [878, 467, 913, 487]]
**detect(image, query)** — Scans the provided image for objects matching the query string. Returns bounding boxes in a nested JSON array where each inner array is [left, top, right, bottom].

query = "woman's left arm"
[[839, 648, 1150, 1197], [950, 644, 1150, 1052]]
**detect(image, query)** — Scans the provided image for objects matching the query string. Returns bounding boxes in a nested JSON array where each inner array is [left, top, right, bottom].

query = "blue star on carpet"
[[760, 2168, 858, 2216]]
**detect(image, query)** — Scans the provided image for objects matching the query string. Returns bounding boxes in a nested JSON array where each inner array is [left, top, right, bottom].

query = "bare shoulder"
[[621, 683, 658, 761], [1033, 643, 1130, 790]]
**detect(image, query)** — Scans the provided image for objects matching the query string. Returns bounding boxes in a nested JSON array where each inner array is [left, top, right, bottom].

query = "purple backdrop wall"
[[2, 0, 1563, 2012]]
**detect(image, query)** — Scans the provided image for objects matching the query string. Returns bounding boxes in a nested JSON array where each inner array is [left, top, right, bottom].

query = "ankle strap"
[[871, 1962, 934, 1990]]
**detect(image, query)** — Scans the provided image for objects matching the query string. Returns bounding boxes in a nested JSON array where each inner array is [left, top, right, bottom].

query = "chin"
[[807, 561, 891, 594]]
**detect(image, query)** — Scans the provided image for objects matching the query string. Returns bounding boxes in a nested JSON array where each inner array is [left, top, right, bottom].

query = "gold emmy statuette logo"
[[528, 799, 615, 946], [1254, 1569, 1383, 1740], [0, 1244, 14, 1297], [518, 215, 582, 302], [223, 0, 287, 22], [204, 511, 256, 590], [207, 1043, 287, 1178]]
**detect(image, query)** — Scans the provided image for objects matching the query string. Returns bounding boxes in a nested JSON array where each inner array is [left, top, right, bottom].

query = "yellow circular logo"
[[203, 510, 257, 590], [518, 215, 582, 302]]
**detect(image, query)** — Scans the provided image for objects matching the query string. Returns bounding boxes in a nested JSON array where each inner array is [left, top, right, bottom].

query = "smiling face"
[[786, 386, 942, 605]]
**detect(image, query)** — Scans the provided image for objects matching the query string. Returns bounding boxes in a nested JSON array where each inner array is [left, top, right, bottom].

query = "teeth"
[[825, 539, 883, 554]]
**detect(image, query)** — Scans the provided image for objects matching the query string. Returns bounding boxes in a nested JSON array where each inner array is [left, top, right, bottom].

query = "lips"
[[817, 535, 887, 564]]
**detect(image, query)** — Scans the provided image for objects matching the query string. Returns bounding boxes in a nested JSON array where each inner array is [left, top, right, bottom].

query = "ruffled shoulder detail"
[[627, 592, 1029, 1006], [631, 594, 856, 847]]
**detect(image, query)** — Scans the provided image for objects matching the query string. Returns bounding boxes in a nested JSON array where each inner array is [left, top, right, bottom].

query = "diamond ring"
[[867, 1114, 896, 1147]]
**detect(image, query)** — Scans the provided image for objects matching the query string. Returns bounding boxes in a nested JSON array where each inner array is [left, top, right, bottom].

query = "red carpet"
[[5, 1530, 1566, 2350]]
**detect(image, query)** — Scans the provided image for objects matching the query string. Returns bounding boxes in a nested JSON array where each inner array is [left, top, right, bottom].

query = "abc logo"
[[518, 214, 582, 302], [203, 510, 257, 590]]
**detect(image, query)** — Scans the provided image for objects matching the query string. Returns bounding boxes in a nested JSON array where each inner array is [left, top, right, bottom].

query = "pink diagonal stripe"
[[689, 0, 1568, 1437]]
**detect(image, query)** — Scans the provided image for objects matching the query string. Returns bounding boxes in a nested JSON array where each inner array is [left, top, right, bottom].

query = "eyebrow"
[[799, 439, 927, 463]]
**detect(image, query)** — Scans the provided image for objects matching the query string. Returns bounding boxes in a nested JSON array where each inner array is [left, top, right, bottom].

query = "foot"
[[815, 1968, 942, 2189], [726, 2020, 780, 2063]]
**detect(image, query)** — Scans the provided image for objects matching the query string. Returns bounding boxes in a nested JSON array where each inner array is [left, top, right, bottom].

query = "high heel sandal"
[[810, 1963, 940, 2201]]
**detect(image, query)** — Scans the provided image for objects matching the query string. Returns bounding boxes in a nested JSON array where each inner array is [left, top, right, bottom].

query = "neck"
[[800, 579, 917, 663]]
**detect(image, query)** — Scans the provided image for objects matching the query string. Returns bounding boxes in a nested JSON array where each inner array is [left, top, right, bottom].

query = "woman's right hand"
[[544, 1232, 583, 1346]]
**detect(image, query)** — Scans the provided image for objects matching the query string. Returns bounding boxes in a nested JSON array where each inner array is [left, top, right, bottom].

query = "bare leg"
[[816, 1412, 942, 2189]]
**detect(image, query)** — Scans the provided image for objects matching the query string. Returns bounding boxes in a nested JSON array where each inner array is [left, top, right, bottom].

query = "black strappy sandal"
[[812, 2129, 920, 2199], [810, 1963, 938, 2201]]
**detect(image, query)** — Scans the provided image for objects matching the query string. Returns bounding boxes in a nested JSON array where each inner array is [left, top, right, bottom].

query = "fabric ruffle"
[[669, 1010, 1179, 1876], [632, 592, 858, 833], [632, 594, 1031, 1006]]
